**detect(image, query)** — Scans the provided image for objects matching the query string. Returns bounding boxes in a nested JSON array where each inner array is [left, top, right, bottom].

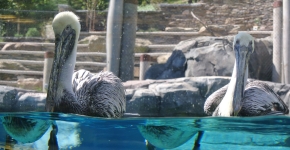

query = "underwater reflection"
[[137, 119, 202, 149], [0, 115, 81, 150], [0, 113, 290, 150]]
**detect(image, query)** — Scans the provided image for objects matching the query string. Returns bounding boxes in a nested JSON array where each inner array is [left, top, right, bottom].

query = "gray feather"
[[204, 80, 289, 116], [72, 69, 126, 117]]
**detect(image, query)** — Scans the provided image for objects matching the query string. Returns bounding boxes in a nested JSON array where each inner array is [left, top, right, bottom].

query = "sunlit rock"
[[1, 75, 290, 117], [165, 27, 197, 32], [185, 36, 273, 81], [79, 35, 106, 52], [125, 77, 290, 117], [17, 78, 43, 91], [125, 77, 230, 117]]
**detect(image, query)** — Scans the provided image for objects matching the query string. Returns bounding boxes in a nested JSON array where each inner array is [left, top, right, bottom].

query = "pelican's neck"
[[58, 43, 77, 94], [218, 59, 248, 116]]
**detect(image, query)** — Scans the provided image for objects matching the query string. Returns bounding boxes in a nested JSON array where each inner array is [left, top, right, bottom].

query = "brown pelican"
[[1, 11, 126, 148], [204, 32, 289, 116], [45, 11, 126, 117]]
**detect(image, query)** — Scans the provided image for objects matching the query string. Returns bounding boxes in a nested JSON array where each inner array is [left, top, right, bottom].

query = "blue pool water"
[[0, 112, 290, 150]]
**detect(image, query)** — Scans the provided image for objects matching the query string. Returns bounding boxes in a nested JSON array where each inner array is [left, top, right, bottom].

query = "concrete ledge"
[[0, 77, 290, 117]]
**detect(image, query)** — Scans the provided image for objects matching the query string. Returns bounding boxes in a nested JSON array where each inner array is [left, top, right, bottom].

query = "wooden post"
[[283, 0, 290, 84], [119, 0, 138, 82], [139, 54, 151, 80], [106, 0, 124, 76], [43, 51, 54, 92], [272, 0, 283, 83]]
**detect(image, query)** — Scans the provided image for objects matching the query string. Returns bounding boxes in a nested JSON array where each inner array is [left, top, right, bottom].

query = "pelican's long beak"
[[233, 44, 252, 116], [45, 25, 76, 112]]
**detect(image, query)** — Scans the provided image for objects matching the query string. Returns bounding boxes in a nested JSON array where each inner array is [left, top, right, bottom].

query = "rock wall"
[[91, 1, 273, 31], [1, 75, 290, 117], [199, 0, 273, 30]]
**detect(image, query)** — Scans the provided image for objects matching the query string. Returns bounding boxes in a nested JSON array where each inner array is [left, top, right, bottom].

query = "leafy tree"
[[25, 27, 40, 37], [68, 0, 108, 10]]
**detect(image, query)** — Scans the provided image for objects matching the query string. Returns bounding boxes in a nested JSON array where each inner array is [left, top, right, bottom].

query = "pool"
[[0, 112, 289, 150]]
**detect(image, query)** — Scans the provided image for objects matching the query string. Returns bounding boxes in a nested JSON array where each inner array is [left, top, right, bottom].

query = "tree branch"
[[191, 11, 216, 37]]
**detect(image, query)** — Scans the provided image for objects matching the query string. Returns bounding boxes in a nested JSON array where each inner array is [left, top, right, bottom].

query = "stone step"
[[81, 31, 200, 45], [0, 42, 175, 52], [0, 50, 170, 57], [0, 51, 171, 85], [0, 59, 106, 67], [0, 59, 106, 75], [0, 42, 89, 51]]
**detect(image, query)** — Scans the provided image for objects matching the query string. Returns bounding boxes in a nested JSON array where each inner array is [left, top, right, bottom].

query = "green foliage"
[[0, 0, 109, 11], [68, 0, 109, 10], [150, 0, 163, 4], [138, 4, 156, 11], [14, 33, 23, 37], [138, 0, 150, 6], [0, 23, 6, 37], [96, 0, 109, 10], [25, 27, 40, 37], [147, 27, 160, 32], [0, 0, 60, 10], [138, 0, 188, 5], [135, 46, 149, 53]]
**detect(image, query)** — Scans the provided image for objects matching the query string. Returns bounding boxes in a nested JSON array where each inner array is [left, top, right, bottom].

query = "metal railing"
[[0, 46, 171, 89]]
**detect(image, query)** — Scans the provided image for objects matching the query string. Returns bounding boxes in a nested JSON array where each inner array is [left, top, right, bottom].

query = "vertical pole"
[[273, 0, 283, 83], [119, 0, 138, 82], [106, 0, 124, 76], [283, 0, 290, 84], [43, 51, 54, 92], [139, 54, 151, 80], [5, 135, 15, 150]]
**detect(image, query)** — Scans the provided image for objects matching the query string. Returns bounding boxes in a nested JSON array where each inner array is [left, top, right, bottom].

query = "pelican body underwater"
[[1, 11, 126, 148], [46, 11, 126, 117], [204, 32, 289, 117]]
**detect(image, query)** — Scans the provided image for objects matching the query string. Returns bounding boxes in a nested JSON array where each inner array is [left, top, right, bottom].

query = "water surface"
[[0, 112, 289, 150]]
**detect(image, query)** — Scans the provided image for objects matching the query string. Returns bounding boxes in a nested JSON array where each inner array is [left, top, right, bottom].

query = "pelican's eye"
[[65, 25, 71, 31], [249, 41, 252, 45], [234, 39, 240, 50], [248, 41, 254, 53]]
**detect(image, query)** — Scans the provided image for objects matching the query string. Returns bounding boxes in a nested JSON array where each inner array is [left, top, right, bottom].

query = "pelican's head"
[[233, 32, 254, 55], [46, 11, 81, 112], [232, 32, 254, 115], [52, 11, 80, 38], [52, 11, 80, 62]]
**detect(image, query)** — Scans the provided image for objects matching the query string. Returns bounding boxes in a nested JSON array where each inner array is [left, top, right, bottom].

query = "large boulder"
[[78, 35, 106, 52], [185, 36, 273, 81], [1, 76, 290, 117], [125, 77, 230, 117], [147, 35, 273, 82], [185, 37, 235, 77], [124, 77, 290, 117], [0, 85, 46, 112], [79, 35, 152, 53], [144, 50, 187, 80], [198, 25, 247, 36]]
